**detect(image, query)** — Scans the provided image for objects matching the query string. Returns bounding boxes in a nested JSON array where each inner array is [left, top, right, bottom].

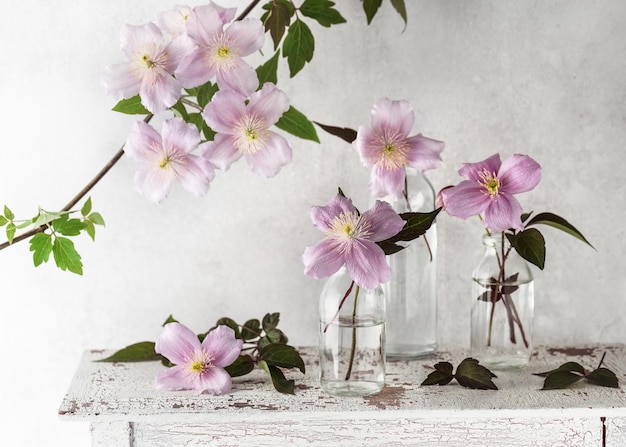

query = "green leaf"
[[195, 82, 219, 108], [259, 360, 295, 394], [362, 0, 383, 24], [533, 361, 585, 378], [282, 19, 315, 77], [541, 370, 585, 390], [112, 95, 150, 115], [525, 212, 594, 249], [313, 121, 357, 143], [586, 367, 619, 388], [241, 319, 261, 341], [6, 222, 16, 244], [81, 197, 92, 217], [256, 51, 280, 86], [187, 112, 216, 141], [300, 0, 347, 27], [97, 342, 162, 362], [52, 236, 83, 275], [215, 317, 241, 338], [454, 358, 498, 390], [506, 228, 546, 270], [170, 101, 189, 120], [0, 215, 7, 226], [262, 313, 280, 332], [390, 0, 408, 29], [88, 212, 106, 226], [30, 209, 68, 228], [275, 106, 320, 142], [29, 232, 53, 266], [225, 354, 256, 377], [376, 208, 441, 255], [84, 220, 96, 241], [53, 217, 87, 236], [264, 0, 292, 49], [162, 315, 179, 326], [4, 205, 14, 221], [421, 361, 454, 386], [260, 344, 305, 373]]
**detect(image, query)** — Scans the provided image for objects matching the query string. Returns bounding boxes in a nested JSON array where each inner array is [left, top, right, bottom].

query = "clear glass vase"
[[378, 168, 438, 359], [319, 267, 386, 397], [471, 233, 534, 369]]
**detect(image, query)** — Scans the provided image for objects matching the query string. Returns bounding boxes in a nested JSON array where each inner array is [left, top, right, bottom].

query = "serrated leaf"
[[300, 0, 347, 27], [52, 236, 83, 275], [256, 51, 280, 86], [282, 19, 315, 77], [533, 361, 585, 378], [262, 313, 280, 332], [421, 361, 454, 386], [215, 317, 241, 338], [112, 95, 150, 115], [81, 197, 92, 217], [314, 121, 357, 143], [6, 222, 16, 244], [362, 0, 383, 24], [241, 319, 261, 341], [455, 358, 498, 390], [506, 228, 546, 270], [390, 0, 408, 29], [541, 370, 585, 390], [264, 0, 291, 49], [29, 232, 53, 266], [525, 212, 594, 249], [275, 106, 320, 142], [225, 354, 256, 377], [97, 342, 162, 362], [586, 367, 619, 388], [259, 360, 295, 394], [88, 212, 105, 226], [260, 344, 305, 373], [376, 208, 441, 255], [53, 217, 87, 236]]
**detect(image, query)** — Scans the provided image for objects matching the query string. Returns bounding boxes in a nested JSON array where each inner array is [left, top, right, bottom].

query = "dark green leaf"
[[195, 82, 219, 108], [337, 187, 347, 198], [454, 358, 498, 390], [390, 0, 408, 28], [586, 367, 619, 388], [541, 370, 585, 390], [256, 51, 280, 86], [259, 360, 295, 394], [362, 0, 383, 24], [506, 228, 546, 270], [97, 342, 162, 362], [88, 212, 105, 226], [216, 317, 241, 338], [525, 212, 594, 249], [225, 354, 256, 377], [262, 313, 280, 332], [6, 222, 16, 244], [53, 217, 87, 236], [376, 208, 441, 255], [300, 0, 347, 27], [258, 336, 272, 351], [275, 106, 320, 142], [313, 121, 357, 143], [264, 0, 291, 49], [29, 232, 53, 267], [282, 19, 315, 77], [241, 319, 261, 341], [533, 361, 585, 378], [170, 100, 189, 120], [187, 112, 216, 141], [260, 344, 305, 373], [265, 328, 288, 344], [52, 237, 83, 275], [81, 197, 92, 217], [162, 315, 179, 326], [112, 95, 150, 115], [421, 361, 454, 386]]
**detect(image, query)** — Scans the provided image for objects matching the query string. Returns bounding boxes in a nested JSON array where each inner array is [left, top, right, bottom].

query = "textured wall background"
[[0, 1, 624, 445]]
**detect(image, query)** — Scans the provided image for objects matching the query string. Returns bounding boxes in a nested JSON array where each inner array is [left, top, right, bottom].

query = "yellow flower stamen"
[[326, 211, 371, 253], [479, 169, 501, 197], [234, 113, 269, 155], [375, 130, 409, 170]]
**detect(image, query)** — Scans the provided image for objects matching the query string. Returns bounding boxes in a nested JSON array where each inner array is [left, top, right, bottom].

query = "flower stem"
[[344, 285, 360, 381], [323, 280, 355, 333]]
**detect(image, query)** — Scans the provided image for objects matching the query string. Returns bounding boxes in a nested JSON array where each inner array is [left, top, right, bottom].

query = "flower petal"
[[202, 325, 243, 368], [162, 118, 201, 154], [498, 153, 542, 194], [195, 367, 233, 395], [202, 89, 247, 133], [458, 153, 502, 181], [441, 180, 491, 220], [120, 23, 163, 58], [185, 4, 223, 46], [225, 18, 265, 56], [133, 165, 174, 203], [344, 239, 391, 289], [361, 200, 405, 242], [369, 97, 414, 138], [139, 71, 182, 113], [125, 121, 162, 160], [368, 165, 405, 200], [155, 322, 201, 365], [248, 83, 290, 126], [244, 132, 292, 177], [176, 154, 215, 197], [405, 134, 444, 172], [155, 365, 190, 391], [302, 239, 345, 280], [309, 194, 357, 233], [165, 34, 197, 70], [216, 60, 259, 97], [102, 62, 142, 102], [175, 47, 216, 89], [203, 133, 243, 171], [482, 193, 524, 232]]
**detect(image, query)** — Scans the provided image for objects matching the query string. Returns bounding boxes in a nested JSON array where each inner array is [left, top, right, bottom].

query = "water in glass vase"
[[319, 316, 385, 397]]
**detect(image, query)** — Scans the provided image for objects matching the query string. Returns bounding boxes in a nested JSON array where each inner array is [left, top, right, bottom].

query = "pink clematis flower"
[[124, 117, 215, 203], [102, 22, 192, 114], [155, 323, 243, 395], [353, 98, 444, 200], [441, 153, 542, 232], [302, 194, 406, 290], [202, 82, 292, 177], [175, 4, 264, 96], [157, 3, 235, 36]]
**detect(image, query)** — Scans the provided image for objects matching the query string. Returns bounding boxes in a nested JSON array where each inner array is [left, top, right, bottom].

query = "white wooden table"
[[59, 345, 626, 446]]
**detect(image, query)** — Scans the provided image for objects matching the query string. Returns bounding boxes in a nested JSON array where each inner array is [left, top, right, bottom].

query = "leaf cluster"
[[98, 313, 305, 395], [533, 353, 619, 390], [506, 212, 594, 270], [422, 358, 498, 390]]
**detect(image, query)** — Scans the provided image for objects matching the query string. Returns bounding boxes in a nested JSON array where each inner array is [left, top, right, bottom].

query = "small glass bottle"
[[471, 233, 534, 369], [319, 267, 386, 397], [379, 168, 438, 359]]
